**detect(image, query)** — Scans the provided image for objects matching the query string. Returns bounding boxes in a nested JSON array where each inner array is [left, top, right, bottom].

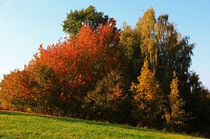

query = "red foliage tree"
[[0, 19, 120, 116], [26, 19, 120, 110]]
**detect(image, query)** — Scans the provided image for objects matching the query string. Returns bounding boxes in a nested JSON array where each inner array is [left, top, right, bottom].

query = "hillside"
[[0, 110, 203, 139]]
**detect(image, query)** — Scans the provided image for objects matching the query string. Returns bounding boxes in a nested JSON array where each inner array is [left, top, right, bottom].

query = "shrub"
[[84, 70, 127, 122], [26, 64, 64, 115], [0, 65, 64, 115], [0, 69, 31, 111]]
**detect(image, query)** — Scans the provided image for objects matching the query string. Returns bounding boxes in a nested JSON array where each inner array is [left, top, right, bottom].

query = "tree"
[[26, 64, 63, 114], [120, 7, 195, 99], [136, 8, 157, 73], [190, 90, 210, 134], [62, 5, 111, 35], [164, 72, 189, 131], [130, 58, 163, 127], [119, 23, 142, 81], [84, 70, 127, 122], [0, 18, 120, 117], [28, 19, 120, 115]]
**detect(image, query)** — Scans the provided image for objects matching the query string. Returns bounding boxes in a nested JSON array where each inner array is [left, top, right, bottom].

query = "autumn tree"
[[120, 7, 195, 99], [141, 10, 194, 97], [130, 58, 163, 127], [27, 19, 120, 115], [0, 70, 31, 110], [0, 18, 120, 117], [0, 65, 64, 115], [164, 72, 189, 131], [136, 8, 157, 73], [63, 5, 111, 35]]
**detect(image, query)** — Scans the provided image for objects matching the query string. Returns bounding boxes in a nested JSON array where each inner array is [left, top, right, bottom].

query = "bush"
[[0, 65, 64, 115], [0, 69, 31, 111], [84, 70, 128, 122], [26, 64, 64, 115]]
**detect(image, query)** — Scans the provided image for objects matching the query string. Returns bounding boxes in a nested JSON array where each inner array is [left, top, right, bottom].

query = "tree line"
[[0, 5, 209, 137]]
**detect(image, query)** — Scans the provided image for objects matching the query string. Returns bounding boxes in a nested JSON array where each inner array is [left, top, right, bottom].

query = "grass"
[[0, 110, 204, 139]]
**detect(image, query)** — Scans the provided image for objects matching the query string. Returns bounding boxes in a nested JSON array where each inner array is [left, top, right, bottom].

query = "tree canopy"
[[62, 5, 111, 36]]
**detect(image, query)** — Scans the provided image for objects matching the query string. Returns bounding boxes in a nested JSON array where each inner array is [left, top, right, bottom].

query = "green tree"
[[136, 8, 157, 73], [164, 72, 189, 131], [130, 58, 163, 127], [27, 64, 63, 115], [62, 5, 111, 35], [119, 23, 142, 81], [121, 7, 195, 98], [190, 90, 210, 134], [84, 70, 127, 122]]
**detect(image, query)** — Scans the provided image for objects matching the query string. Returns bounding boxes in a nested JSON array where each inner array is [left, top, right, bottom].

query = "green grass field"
[[0, 110, 204, 139]]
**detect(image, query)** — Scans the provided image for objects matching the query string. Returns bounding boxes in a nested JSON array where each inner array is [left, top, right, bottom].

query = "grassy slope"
[[0, 111, 203, 139]]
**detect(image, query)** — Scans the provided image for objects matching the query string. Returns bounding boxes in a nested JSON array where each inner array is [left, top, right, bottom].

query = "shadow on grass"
[[0, 110, 26, 116]]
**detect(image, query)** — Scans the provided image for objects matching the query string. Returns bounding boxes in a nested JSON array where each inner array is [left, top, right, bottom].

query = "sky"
[[0, 0, 210, 89]]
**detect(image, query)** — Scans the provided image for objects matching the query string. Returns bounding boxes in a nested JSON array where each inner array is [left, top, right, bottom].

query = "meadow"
[[0, 110, 203, 139]]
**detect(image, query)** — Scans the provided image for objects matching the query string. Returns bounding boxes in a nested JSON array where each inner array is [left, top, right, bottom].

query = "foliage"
[[0, 70, 31, 110], [63, 5, 111, 35], [29, 21, 119, 114], [121, 7, 195, 97], [189, 89, 210, 135], [164, 72, 189, 131], [188, 71, 204, 95], [0, 6, 208, 137], [29, 19, 120, 116], [119, 23, 143, 81], [84, 70, 128, 122], [136, 8, 157, 73], [0, 65, 63, 115], [26, 64, 63, 114], [119, 8, 201, 132], [0, 18, 120, 117], [130, 58, 163, 127]]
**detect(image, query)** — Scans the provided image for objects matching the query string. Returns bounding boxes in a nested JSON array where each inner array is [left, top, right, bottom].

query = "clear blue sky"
[[0, 0, 210, 89]]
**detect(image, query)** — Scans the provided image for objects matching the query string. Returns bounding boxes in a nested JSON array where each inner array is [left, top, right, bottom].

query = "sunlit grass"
[[0, 110, 203, 139]]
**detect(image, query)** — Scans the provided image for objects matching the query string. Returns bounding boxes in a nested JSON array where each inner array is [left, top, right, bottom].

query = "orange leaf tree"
[[26, 19, 120, 114], [0, 65, 63, 114], [164, 72, 189, 131], [130, 58, 163, 127], [0, 69, 31, 110]]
